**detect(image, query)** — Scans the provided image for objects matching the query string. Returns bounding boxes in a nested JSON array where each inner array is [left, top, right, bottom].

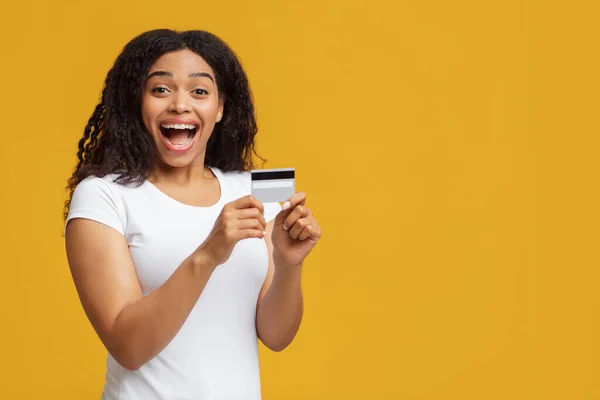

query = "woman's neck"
[[149, 160, 213, 187]]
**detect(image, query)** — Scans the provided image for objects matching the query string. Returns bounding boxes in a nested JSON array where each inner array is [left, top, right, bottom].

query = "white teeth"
[[164, 135, 194, 147], [161, 123, 197, 130]]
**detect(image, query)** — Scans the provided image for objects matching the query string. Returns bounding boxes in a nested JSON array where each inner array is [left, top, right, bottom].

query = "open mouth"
[[159, 123, 199, 149]]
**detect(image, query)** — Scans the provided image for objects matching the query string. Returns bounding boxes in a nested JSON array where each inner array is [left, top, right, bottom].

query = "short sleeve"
[[264, 201, 282, 223], [65, 176, 126, 235]]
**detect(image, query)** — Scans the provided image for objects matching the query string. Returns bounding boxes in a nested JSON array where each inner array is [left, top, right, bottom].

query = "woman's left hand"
[[271, 192, 322, 268]]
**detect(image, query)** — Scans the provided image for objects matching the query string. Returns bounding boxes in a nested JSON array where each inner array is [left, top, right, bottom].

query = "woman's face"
[[141, 49, 223, 169]]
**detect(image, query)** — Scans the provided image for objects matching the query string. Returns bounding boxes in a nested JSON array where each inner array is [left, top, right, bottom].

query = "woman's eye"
[[194, 89, 208, 95], [151, 87, 168, 94]]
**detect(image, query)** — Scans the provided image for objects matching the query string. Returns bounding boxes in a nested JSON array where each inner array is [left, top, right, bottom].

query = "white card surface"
[[251, 168, 295, 203]]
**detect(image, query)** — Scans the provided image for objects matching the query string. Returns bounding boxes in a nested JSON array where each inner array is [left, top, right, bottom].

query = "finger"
[[283, 205, 312, 231], [236, 218, 267, 232], [234, 228, 267, 241], [281, 192, 306, 212], [298, 224, 322, 241], [233, 195, 264, 214], [236, 208, 267, 229], [288, 216, 312, 240], [298, 225, 313, 241], [309, 223, 322, 240]]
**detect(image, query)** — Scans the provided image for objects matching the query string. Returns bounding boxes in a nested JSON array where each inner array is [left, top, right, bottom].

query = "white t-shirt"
[[66, 166, 281, 400]]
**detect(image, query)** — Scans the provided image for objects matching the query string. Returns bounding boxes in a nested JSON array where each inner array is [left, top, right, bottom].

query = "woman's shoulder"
[[74, 174, 120, 194], [72, 173, 146, 208], [77, 173, 143, 191], [67, 174, 132, 234]]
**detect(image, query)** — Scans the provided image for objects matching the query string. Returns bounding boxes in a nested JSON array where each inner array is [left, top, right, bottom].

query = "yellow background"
[[0, 0, 598, 398]]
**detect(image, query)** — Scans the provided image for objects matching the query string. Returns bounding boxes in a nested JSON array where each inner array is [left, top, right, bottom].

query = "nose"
[[168, 91, 192, 113]]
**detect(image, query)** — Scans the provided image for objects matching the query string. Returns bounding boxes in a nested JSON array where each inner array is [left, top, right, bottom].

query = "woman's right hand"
[[195, 195, 267, 267]]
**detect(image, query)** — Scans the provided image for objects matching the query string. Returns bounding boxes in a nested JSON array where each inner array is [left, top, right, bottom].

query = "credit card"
[[251, 168, 295, 203]]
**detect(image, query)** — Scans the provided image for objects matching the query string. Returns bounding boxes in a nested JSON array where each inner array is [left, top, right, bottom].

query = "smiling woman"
[[63, 29, 321, 400]]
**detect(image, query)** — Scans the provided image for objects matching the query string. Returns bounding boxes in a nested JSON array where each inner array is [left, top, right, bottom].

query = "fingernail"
[[282, 201, 291, 210], [263, 231, 267, 236], [283, 224, 289, 231]]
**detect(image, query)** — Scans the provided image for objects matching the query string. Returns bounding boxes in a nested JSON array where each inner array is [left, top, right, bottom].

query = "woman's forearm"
[[256, 262, 304, 351]]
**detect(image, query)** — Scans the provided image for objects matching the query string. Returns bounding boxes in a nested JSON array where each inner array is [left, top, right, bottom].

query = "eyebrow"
[[146, 71, 215, 83]]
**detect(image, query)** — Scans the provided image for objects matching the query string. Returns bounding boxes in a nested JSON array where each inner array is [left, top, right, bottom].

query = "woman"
[[64, 29, 321, 399]]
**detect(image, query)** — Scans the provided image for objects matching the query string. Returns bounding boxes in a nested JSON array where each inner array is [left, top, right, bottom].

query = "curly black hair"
[[64, 29, 264, 220]]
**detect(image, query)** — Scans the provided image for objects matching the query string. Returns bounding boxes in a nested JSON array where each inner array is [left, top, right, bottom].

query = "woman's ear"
[[216, 98, 225, 123]]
